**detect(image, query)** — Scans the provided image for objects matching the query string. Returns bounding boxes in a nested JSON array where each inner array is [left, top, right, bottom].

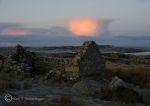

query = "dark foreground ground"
[[0, 44, 150, 106]]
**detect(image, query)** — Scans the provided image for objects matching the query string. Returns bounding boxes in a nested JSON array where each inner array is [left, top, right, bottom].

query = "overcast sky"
[[0, 0, 150, 46]]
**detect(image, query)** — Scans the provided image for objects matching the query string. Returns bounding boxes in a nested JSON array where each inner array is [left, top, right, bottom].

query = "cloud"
[[114, 35, 150, 40], [0, 22, 31, 36], [0, 18, 114, 37], [0, 22, 72, 37], [0, 22, 21, 30], [68, 18, 100, 36], [0, 42, 24, 47], [0, 35, 150, 47], [26, 27, 71, 36], [0, 19, 124, 47], [0, 28, 31, 36], [0, 19, 115, 46], [98, 19, 114, 36], [67, 18, 114, 37]]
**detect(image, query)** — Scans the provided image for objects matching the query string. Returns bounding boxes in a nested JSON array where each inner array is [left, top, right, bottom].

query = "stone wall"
[[44, 41, 106, 81], [64, 41, 106, 80], [46, 57, 65, 70]]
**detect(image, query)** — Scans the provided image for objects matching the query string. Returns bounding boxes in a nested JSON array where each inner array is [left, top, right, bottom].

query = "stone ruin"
[[0, 55, 5, 64], [46, 41, 106, 81], [1, 41, 106, 81], [63, 41, 106, 80]]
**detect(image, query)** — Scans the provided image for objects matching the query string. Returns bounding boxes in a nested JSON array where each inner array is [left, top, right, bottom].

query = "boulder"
[[109, 76, 126, 89], [109, 76, 142, 91], [46, 70, 61, 80], [109, 76, 150, 104]]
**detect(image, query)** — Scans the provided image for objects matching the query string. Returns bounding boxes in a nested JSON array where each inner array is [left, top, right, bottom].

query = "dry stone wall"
[[64, 41, 106, 80]]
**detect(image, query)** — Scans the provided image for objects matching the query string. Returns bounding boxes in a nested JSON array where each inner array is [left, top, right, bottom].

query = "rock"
[[109, 76, 126, 89], [73, 80, 102, 95], [109, 76, 141, 91], [46, 70, 61, 80], [109, 76, 150, 103], [11, 60, 17, 64]]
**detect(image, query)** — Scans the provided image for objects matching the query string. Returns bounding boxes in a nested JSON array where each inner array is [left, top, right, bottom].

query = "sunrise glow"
[[68, 18, 100, 37], [0, 29, 31, 36]]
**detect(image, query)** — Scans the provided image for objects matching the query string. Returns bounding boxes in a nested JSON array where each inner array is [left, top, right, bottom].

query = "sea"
[[125, 51, 150, 56]]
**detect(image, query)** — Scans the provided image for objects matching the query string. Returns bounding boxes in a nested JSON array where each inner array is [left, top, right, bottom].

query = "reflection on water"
[[125, 52, 150, 56]]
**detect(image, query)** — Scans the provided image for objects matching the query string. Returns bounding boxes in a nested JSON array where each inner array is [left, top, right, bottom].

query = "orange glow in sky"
[[68, 18, 100, 36], [0, 29, 31, 36]]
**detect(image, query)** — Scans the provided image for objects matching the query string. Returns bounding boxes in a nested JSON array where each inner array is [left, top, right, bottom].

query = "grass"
[[10, 100, 41, 106], [106, 61, 150, 88], [0, 79, 16, 92], [45, 92, 83, 106], [101, 86, 141, 103]]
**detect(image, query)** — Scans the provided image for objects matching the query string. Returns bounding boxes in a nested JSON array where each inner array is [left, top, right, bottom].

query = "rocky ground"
[[0, 78, 149, 106], [0, 41, 150, 106]]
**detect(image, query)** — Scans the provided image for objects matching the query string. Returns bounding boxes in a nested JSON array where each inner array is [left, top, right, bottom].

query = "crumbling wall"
[[64, 41, 106, 81], [64, 58, 79, 81], [45, 41, 106, 81], [46, 57, 65, 71], [77, 41, 105, 77]]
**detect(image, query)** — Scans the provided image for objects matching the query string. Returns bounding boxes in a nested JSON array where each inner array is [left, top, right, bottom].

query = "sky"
[[0, 0, 150, 47]]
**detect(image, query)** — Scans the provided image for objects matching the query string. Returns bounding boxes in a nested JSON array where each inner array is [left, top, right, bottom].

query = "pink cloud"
[[0, 28, 31, 36], [0, 42, 18, 47], [68, 18, 101, 37], [0, 42, 30, 47]]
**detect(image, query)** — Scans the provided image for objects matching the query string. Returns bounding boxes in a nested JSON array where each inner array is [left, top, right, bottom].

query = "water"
[[125, 51, 150, 56]]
